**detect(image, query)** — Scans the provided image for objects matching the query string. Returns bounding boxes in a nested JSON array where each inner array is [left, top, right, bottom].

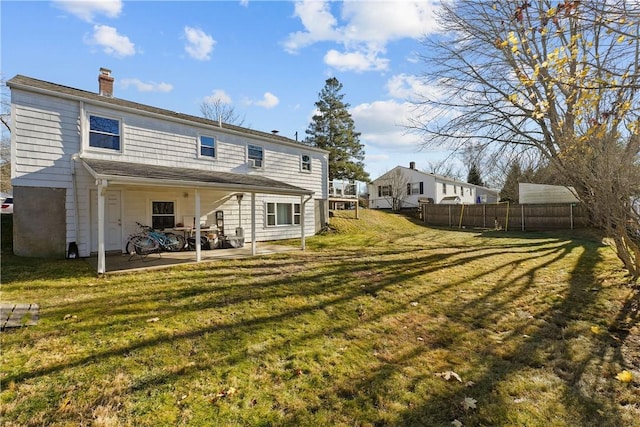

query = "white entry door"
[[90, 190, 122, 252]]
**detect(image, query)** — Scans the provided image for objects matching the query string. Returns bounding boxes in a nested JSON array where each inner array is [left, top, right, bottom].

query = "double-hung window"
[[151, 201, 175, 230], [89, 115, 120, 151], [199, 135, 216, 158], [266, 202, 301, 226], [379, 185, 392, 197], [407, 182, 423, 195], [248, 144, 264, 168], [301, 154, 311, 172]]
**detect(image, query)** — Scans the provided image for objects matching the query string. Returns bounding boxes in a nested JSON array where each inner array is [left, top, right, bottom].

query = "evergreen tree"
[[466, 163, 484, 186], [500, 162, 522, 202], [305, 77, 369, 182]]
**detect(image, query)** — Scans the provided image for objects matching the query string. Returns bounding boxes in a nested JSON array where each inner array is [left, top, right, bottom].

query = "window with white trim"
[[442, 183, 447, 194], [378, 185, 391, 197], [151, 201, 176, 230], [407, 182, 423, 195], [266, 202, 301, 226], [248, 144, 264, 168], [301, 154, 311, 171], [89, 115, 120, 151], [199, 135, 216, 158]]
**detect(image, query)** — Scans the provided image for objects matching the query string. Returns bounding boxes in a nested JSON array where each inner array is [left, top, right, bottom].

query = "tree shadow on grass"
[[2, 229, 636, 426]]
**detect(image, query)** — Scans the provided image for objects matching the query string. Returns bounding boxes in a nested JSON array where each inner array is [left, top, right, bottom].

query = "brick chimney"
[[409, 161, 416, 169], [98, 67, 114, 97]]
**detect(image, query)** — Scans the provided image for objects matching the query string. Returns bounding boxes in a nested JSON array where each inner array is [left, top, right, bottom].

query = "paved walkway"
[[85, 243, 300, 274]]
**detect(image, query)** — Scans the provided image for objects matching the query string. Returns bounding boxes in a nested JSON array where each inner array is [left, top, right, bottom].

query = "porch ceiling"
[[81, 158, 314, 196]]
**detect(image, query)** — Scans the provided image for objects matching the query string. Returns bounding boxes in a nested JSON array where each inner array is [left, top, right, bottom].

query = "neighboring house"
[[368, 162, 499, 209], [8, 69, 329, 273]]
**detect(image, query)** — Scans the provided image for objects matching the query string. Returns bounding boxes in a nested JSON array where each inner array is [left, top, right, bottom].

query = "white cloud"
[[184, 26, 215, 61], [283, 0, 338, 53], [351, 100, 419, 149], [53, 0, 122, 22], [120, 78, 173, 93], [85, 24, 135, 57], [386, 73, 442, 101], [251, 92, 279, 109], [284, 0, 442, 72], [324, 49, 389, 72], [204, 89, 233, 105]]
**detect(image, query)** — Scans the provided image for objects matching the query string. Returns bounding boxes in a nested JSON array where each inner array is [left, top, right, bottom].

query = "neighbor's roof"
[[373, 165, 499, 193], [7, 74, 327, 154], [82, 158, 313, 196]]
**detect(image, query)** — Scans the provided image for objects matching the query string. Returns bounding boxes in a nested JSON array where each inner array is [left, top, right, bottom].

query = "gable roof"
[[373, 165, 499, 193], [82, 158, 313, 196], [7, 74, 326, 154]]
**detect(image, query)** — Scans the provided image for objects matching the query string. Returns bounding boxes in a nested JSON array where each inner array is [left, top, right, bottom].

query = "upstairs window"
[[248, 144, 264, 168], [301, 154, 311, 171], [89, 115, 120, 150], [199, 135, 216, 158], [442, 183, 447, 194]]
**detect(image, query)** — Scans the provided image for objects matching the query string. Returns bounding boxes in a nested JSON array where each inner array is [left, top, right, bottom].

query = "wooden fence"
[[421, 203, 588, 231]]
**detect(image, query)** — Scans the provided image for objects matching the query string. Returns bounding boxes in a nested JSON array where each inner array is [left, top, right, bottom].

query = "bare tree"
[[410, 0, 640, 279], [200, 98, 245, 127], [1, 77, 12, 194], [378, 168, 409, 212]]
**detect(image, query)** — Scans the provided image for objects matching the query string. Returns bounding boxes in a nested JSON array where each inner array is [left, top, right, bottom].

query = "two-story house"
[[368, 162, 499, 209], [8, 69, 329, 273]]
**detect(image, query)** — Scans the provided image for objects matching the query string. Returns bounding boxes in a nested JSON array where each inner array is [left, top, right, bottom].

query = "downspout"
[[301, 194, 313, 251], [69, 153, 81, 258]]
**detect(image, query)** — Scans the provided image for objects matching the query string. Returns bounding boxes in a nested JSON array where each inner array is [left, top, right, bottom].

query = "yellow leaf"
[[616, 370, 633, 383], [617, 35, 625, 44], [590, 325, 601, 334], [546, 8, 557, 18]]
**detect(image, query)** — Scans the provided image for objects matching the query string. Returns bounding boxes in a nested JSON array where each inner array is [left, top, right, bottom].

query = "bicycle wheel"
[[163, 232, 186, 252], [133, 235, 160, 255]]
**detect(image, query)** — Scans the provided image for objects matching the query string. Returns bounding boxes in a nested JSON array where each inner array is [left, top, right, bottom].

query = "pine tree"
[[500, 162, 522, 202], [466, 163, 484, 186], [305, 77, 369, 182]]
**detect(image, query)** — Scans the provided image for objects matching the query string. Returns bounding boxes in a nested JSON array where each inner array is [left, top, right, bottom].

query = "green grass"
[[1, 210, 639, 426]]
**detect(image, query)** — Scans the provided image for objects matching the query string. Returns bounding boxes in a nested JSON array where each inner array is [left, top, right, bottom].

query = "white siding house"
[[8, 69, 329, 273], [368, 162, 499, 209]]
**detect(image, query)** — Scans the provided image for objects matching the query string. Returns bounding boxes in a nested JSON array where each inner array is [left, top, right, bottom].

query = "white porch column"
[[97, 179, 107, 274], [195, 189, 201, 262], [300, 195, 306, 251], [251, 192, 256, 256]]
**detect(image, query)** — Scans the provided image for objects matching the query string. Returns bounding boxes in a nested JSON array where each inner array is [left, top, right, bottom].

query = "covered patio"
[[81, 158, 315, 274]]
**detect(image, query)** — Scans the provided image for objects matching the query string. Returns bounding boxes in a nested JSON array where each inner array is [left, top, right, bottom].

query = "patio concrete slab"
[[85, 243, 299, 274]]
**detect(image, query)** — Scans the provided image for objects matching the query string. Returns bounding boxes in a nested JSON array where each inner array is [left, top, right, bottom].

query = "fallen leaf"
[[451, 420, 463, 427], [435, 371, 462, 382], [410, 302, 419, 306], [616, 370, 633, 383], [465, 381, 475, 387], [590, 325, 601, 334], [146, 317, 160, 323], [462, 397, 477, 410]]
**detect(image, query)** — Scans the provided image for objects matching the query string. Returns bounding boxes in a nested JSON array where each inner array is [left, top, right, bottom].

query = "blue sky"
[[2, 0, 452, 179]]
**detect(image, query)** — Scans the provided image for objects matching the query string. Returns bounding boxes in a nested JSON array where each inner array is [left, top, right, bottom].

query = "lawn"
[[1, 210, 639, 426]]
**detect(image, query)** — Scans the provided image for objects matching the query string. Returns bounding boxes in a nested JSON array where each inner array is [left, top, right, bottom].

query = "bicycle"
[[126, 222, 186, 259]]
